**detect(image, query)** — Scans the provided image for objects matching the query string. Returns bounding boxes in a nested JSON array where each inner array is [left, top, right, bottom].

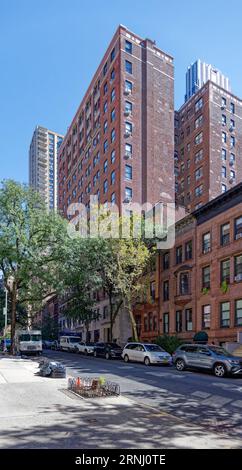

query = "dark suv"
[[173, 344, 242, 377], [93, 342, 123, 360]]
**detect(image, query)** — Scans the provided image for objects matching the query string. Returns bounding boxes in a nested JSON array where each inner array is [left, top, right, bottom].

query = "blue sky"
[[1, 0, 241, 183]]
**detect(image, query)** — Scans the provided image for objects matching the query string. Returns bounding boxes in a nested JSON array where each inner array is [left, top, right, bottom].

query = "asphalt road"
[[44, 349, 242, 439]]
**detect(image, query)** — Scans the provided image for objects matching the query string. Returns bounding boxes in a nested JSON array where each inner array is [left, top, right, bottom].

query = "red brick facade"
[[135, 184, 242, 345], [58, 26, 174, 217]]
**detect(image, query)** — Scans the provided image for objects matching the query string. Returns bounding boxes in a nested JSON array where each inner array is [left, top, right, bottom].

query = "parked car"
[[50, 340, 60, 351], [122, 342, 172, 366], [173, 344, 242, 377], [93, 342, 123, 360], [42, 340, 55, 349], [59, 336, 82, 352], [74, 341, 95, 355]]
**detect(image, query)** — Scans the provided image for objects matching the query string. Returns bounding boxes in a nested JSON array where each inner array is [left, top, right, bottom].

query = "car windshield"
[[69, 337, 81, 343], [209, 346, 232, 357], [145, 344, 165, 352], [107, 343, 121, 349], [31, 335, 41, 341]]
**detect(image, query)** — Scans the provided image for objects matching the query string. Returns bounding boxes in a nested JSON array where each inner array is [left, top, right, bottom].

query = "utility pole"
[[3, 287, 8, 352]]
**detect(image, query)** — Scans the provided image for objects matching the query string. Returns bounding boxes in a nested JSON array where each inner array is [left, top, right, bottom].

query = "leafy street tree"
[[0, 180, 70, 354]]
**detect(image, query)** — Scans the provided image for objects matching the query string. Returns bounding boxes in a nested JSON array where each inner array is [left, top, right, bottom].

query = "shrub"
[[154, 335, 183, 354]]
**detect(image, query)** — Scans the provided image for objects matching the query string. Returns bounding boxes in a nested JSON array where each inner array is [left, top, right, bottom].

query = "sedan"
[[122, 342, 172, 366], [93, 342, 123, 360]]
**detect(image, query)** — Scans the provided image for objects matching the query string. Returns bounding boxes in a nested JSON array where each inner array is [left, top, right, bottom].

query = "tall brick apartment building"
[[58, 25, 174, 216], [175, 81, 242, 212], [135, 183, 242, 345]]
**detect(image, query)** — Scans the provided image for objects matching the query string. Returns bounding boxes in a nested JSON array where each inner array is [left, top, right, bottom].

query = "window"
[[103, 81, 108, 94], [111, 47, 115, 61], [230, 119, 235, 129], [195, 115, 203, 128], [111, 128, 115, 143], [221, 259, 230, 283], [185, 309, 193, 331], [125, 121, 132, 134], [125, 164, 132, 180], [185, 240, 192, 260], [195, 149, 203, 163], [176, 246, 182, 264], [125, 60, 132, 74], [222, 114, 226, 125], [111, 108, 116, 122], [222, 132, 227, 143], [195, 132, 203, 145], [150, 281, 155, 302], [111, 192, 116, 205], [221, 222, 230, 246], [230, 136, 235, 148], [222, 166, 227, 178], [187, 158, 191, 168], [235, 300, 242, 326], [125, 80, 132, 93], [220, 302, 230, 328], [124, 143, 132, 159], [162, 313, 169, 333], [163, 252, 169, 270], [148, 313, 153, 331], [230, 169, 235, 180], [202, 232, 211, 253], [163, 280, 169, 301], [187, 175, 191, 186], [103, 140, 108, 153], [103, 120, 108, 133], [110, 68, 115, 81], [202, 266, 210, 289], [125, 40, 132, 54], [103, 159, 108, 173], [221, 148, 227, 161], [222, 184, 227, 193], [103, 62, 108, 76], [235, 255, 242, 281], [103, 101, 108, 113], [230, 102, 235, 114], [111, 88, 115, 102], [195, 97, 203, 112], [180, 273, 189, 295], [125, 187, 132, 200], [195, 184, 203, 197], [111, 149, 115, 164], [202, 305, 211, 329], [195, 166, 203, 181], [125, 101, 132, 114], [176, 311, 182, 333], [181, 163, 185, 174], [144, 315, 148, 332], [230, 153, 235, 164], [103, 179, 108, 194], [222, 97, 226, 107], [235, 217, 242, 240], [111, 170, 115, 185]]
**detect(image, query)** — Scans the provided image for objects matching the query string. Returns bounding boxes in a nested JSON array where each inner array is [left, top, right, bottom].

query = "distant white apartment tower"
[[29, 126, 64, 210], [185, 59, 231, 101]]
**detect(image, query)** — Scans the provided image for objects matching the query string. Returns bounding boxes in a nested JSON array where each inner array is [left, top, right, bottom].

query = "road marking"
[[145, 372, 186, 379], [231, 400, 242, 408], [202, 395, 232, 407], [191, 391, 210, 399]]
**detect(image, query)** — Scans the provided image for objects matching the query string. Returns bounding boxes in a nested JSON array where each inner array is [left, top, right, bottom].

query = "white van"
[[59, 336, 81, 352], [15, 330, 42, 355]]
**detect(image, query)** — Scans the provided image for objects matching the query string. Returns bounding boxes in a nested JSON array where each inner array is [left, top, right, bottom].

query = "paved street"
[[46, 350, 242, 438], [0, 353, 242, 449]]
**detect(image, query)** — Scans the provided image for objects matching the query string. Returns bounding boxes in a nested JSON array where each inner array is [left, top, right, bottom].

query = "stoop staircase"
[[232, 345, 242, 357]]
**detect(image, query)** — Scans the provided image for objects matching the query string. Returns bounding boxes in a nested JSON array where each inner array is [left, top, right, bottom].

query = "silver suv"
[[173, 344, 242, 377]]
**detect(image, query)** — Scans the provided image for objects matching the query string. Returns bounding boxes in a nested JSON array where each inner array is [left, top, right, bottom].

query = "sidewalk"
[[0, 357, 241, 449]]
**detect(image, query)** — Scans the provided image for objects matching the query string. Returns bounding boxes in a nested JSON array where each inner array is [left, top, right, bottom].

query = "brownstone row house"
[[134, 183, 242, 346]]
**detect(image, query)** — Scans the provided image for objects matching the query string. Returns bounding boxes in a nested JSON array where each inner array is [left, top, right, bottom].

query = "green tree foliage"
[[154, 335, 183, 354], [0, 180, 70, 353]]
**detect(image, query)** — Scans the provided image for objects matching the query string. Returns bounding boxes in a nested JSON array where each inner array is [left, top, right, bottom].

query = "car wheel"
[[105, 352, 110, 360], [94, 350, 97, 357], [175, 359, 186, 371], [214, 363, 226, 378], [144, 356, 150, 366], [124, 354, 129, 363]]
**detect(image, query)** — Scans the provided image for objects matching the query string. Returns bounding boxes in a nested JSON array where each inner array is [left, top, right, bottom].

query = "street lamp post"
[[3, 288, 8, 352]]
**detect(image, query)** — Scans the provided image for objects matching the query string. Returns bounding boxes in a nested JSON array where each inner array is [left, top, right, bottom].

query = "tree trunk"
[[109, 293, 113, 342], [127, 304, 138, 342], [10, 283, 17, 355]]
